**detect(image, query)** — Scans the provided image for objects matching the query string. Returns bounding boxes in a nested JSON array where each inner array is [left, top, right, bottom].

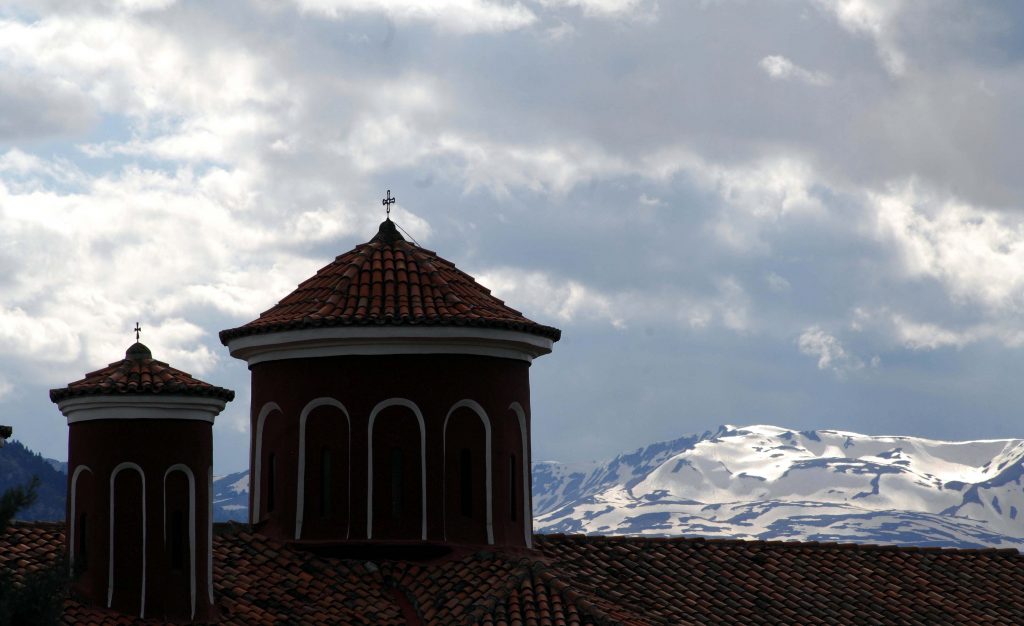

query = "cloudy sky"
[[3, 0, 1024, 472]]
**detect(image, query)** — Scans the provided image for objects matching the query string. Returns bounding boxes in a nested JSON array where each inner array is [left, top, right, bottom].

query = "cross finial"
[[134, 322, 142, 342], [382, 190, 396, 218]]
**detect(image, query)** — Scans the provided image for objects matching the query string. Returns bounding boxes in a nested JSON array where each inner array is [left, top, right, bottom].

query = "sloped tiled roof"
[[535, 534, 1024, 625], [49, 343, 235, 403], [4, 523, 1024, 624], [219, 219, 561, 343]]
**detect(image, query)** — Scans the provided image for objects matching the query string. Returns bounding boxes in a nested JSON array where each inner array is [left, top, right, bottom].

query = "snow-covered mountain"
[[205, 424, 1024, 549], [534, 425, 1024, 549], [212, 470, 249, 522]]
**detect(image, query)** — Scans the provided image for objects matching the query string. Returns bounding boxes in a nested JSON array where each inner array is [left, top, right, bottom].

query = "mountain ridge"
[[7, 424, 1023, 550], [533, 424, 1024, 550]]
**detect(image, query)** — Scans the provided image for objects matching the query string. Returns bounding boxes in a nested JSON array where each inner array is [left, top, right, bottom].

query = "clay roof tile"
[[49, 343, 234, 403], [219, 219, 560, 344]]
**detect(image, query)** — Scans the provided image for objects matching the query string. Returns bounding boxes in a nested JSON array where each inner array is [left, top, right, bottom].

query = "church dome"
[[218, 219, 561, 345], [49, 342, 235, 402]]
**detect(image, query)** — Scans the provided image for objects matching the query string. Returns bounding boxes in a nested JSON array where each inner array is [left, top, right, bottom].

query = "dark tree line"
[[1, 428, 67, 626]]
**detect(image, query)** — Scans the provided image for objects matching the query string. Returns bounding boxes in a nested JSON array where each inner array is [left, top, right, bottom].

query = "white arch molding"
[[207, 466, 214, 605], [366, 398, 427, 540], [162, 464, 197, 620], [252, 402, 282, 523], [294, 398, 351, 540], [442, 399, 493, 545], [509, 402, 532, 548], [108, 462, 147, 618], [68, 465, 93, 575]]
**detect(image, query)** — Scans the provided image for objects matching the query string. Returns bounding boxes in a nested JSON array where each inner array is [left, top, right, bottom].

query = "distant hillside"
[[0, 440, 66, 522]]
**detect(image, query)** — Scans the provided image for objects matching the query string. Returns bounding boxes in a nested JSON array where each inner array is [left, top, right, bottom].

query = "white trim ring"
[[57, 395, 228, 425], [226, 326, 554, 366]]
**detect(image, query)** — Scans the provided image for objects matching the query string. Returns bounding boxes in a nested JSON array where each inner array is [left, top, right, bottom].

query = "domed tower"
[[50, 340, 234, 621], [220, 217, 560, 549]]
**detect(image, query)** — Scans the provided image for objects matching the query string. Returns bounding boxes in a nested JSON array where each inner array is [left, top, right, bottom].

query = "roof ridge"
[[457, 557, 537, 625], [536, 533, 1024, 557], [528, 559, 657, 626]]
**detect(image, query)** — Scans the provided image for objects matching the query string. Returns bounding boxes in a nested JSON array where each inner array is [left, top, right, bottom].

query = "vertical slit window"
[[267, 453, 277, 513], [509, 455, 517, 522], [320, 447, 332, 518], [460, 448, 473, 517], [390, 447, 403, 521], [77, 512, 88, 572], [169, 509, 185, 571]]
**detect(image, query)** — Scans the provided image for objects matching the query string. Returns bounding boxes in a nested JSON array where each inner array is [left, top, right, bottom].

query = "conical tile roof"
[[219, 219, 561, 343], [49, 342, 235, 402]]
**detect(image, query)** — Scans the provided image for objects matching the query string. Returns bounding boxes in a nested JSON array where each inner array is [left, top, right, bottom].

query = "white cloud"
[[814, 0, 907, 75], [474, 268, 625, 328], [0, 307, 82, 364], [870, 184, 1024, 313], [759, 55, 832, 86], [535, 0, 648, 17], [798, 325, 863, 376], [475, 267, 755, 335], [292, 0, 537, 33], [0, 15, 285, 130]]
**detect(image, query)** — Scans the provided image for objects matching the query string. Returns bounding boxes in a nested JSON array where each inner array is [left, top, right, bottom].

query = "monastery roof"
[[48, 343, 235, 403], [5, 522, 1024, 625], [219, 219, 561, 344]]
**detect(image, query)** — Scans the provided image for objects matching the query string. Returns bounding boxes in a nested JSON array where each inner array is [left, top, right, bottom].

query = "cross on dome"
[[382, 189, 396, 218], [134, 321, 142, 342]]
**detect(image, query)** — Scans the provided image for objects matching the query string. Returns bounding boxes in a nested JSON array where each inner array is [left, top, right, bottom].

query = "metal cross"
[[382, 190, 396, 218], [134, 322, 142, 342]]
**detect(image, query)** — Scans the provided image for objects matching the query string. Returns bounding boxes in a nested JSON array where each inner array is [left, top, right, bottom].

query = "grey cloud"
[[0, 73, 97, 140], [3, 0, 1024, 472]]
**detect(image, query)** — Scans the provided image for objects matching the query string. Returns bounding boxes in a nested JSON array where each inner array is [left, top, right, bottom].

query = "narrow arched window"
[[509, 454, 517, 522], [77, 512, 88, 572], [267, 453, 277, 513], [459, 448, 473, 517], [390, 447, 403, 520], [169, 509, 185, 571], [320, 447, 332, 518]]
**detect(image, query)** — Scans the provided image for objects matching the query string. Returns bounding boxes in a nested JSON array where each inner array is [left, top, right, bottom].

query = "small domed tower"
[[220, 217, 560, 549], [50, 340, 234, 621]]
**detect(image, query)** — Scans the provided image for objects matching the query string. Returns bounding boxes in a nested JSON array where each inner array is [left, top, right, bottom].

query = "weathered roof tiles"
[[5, 523, 1024, 625], [219, 219, 561, 344], [48, 342, 235, 403]]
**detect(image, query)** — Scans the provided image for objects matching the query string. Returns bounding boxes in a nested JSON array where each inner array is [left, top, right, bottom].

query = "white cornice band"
[[225, 326, 555, 366], [56, 395, 228, 425]]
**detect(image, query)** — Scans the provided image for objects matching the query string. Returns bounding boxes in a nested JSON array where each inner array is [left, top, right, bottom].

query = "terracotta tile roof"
[[535, 534, 1024, 625], [4, 523, 1024, 624], [49, 343, 235, 403], [219, 219, 562, 344]]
